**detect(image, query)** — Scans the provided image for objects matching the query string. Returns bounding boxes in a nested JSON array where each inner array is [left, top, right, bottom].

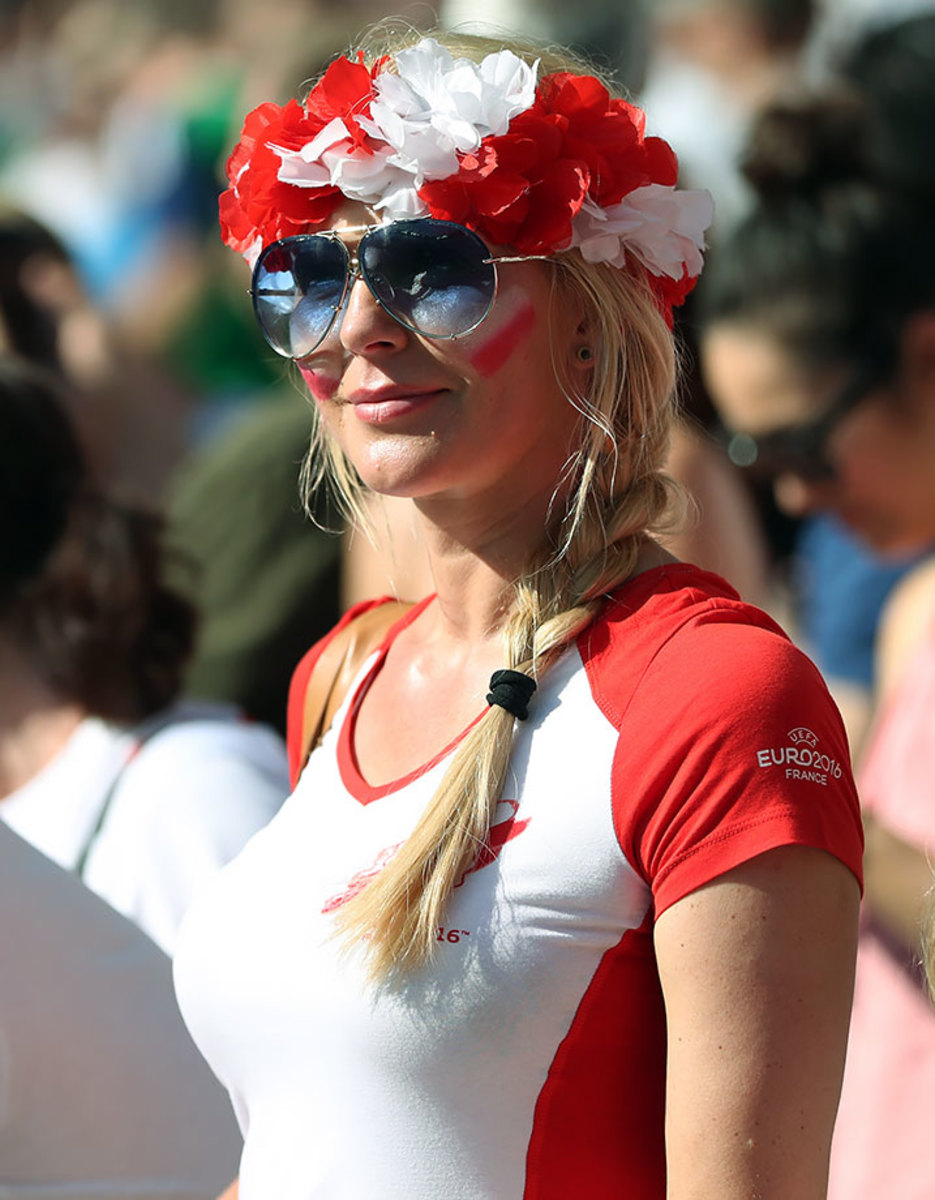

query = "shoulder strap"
[[297, 599, 413, 776], [73, 707, 210, 881]]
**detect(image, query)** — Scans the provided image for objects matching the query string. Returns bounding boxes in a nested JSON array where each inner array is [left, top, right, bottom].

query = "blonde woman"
[[174, 30, 863, 1199]]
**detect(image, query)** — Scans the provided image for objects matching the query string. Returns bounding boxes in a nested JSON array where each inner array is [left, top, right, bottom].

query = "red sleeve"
[[613, 618, 864, 917], [285, 596, 396, 788]]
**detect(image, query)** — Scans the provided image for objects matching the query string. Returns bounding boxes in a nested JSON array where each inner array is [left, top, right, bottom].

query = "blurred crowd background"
[[3, 0, 934, 742]]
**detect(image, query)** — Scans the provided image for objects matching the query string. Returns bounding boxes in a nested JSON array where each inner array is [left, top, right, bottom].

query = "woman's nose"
[[338, 276, 409, 356]]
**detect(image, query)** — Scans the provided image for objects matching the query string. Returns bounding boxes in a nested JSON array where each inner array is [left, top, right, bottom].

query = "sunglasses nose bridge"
[[339, 238, 385, 308], [337, 253, 417, 353]]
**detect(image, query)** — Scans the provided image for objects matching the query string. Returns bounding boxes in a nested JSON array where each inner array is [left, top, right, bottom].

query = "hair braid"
[[330, 247, 678, 982]]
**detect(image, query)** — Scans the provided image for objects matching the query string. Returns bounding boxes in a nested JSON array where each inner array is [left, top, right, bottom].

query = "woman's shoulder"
[[584, 561, 790, 664], [116, 702, 290, 812], [285, 596, 426, 784], [289, 596, 418, 686], [580, 561, 828, 733]]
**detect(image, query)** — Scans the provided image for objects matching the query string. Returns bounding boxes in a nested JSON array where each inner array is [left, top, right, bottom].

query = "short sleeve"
[[613, 617, 864, 917]]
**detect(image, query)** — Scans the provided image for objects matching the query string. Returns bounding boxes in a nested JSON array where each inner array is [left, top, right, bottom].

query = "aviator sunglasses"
[[718, 362, 886, 483], [249, 217, 549, 360]]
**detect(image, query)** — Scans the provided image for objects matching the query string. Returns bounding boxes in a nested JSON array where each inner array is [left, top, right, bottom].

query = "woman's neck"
[[414, 507, 543, 646], [0, 638, 86, 799], [412, 493, 676, 648]]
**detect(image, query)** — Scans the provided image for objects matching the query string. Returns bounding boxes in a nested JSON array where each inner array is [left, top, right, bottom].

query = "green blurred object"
[[163, 267, 284, 396], [166, 393, 343, 735]]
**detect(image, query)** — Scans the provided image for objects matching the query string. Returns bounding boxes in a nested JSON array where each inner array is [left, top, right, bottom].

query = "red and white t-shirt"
[[174, 564, 862, 1200]]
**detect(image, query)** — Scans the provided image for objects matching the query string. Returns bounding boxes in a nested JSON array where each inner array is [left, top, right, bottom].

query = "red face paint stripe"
[[299, 365, 338, 401], [469, 303, 536, 377]]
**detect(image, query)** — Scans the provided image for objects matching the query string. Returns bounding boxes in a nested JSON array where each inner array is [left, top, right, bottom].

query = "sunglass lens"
[[724, 426, 834, 482], [360, 220, 495, 339], [252, 238, 347, 358]]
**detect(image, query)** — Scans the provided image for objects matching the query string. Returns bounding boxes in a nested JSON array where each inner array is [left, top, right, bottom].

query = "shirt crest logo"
[[756, 726, 842, 786], [321, 800, 529, 914]]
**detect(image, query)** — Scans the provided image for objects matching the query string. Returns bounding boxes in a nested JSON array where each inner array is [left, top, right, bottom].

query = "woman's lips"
[[347, 387, 446, 424]]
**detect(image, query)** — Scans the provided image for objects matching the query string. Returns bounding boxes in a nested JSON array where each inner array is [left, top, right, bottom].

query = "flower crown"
[[220, 38, 714, 322]]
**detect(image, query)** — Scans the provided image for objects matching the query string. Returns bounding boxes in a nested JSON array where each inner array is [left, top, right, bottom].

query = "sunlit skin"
[[702, 321, 935, 556]]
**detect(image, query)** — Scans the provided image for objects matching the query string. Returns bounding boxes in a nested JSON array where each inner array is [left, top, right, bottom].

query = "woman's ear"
[[570, 317, 596, 374]]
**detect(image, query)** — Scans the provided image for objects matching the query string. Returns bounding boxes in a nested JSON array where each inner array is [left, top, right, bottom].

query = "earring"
[[576, 345, 593, 363]]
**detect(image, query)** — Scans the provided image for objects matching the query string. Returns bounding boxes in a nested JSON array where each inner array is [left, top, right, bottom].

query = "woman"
[[0, 357, 289, 953], [174, 30, 862, 1198], [697, 91, 935, 1200]]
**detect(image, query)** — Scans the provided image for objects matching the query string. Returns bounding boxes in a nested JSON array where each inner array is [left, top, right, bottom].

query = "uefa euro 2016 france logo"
[[756, 727, 843, 786]]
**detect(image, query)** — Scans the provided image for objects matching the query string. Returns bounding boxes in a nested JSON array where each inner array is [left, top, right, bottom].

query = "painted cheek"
[[299, 364, 339, 403], [468, 301, 536, 377]]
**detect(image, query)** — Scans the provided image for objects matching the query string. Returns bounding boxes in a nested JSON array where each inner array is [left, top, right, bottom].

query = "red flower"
[[650, 267, 699, 330], [304, 53, 384, 148], [219, 99, 345, 253], [417, 70, 682, 255], [219, 56, 388, 255]]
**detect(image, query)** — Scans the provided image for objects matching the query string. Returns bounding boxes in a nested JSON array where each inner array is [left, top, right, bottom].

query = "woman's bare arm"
[[655, 844, 859, 1199]]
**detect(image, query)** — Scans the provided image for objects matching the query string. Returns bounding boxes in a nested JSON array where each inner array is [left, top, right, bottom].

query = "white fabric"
[[2, 701, 289, 954], [175, 649, 643, 1200], [0, 821, 241, 1198]]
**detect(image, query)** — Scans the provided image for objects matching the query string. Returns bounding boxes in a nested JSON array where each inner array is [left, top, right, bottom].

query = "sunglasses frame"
[[248, 218, 552, 360], [718, 362, 888, 483]]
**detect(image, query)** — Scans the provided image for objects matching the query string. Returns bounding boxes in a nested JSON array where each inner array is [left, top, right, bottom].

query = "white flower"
[[273, 119, 424, 213], [270, 39, 538, 213], [360, 38, 538, 186], [571, 185, 715, 278]]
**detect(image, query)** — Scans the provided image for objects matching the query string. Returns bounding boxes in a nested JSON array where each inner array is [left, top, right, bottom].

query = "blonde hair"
[[924, 889, 935, 1003], [298, 28, 681, 980]]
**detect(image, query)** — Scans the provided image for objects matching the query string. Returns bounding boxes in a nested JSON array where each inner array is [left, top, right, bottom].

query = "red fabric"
[[524, 917, 666, 1199], [577, 564, 864, 914]]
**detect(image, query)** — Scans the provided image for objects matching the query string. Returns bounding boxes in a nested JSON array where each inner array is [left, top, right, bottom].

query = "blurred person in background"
[[639, 0, 817, 231], [0, 356, 289, 954], [805, 0, 935, 80], [696, 89, 935, 1200], [638, 0, 933, 695], [0, 203, 191, 504], [0, 819, 241, 1199]]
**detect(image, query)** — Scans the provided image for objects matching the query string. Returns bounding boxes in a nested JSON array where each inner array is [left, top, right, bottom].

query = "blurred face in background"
[[702, 319, 935, 556]]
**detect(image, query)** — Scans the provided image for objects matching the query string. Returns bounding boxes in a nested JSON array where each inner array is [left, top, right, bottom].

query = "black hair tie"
[[486, 670, 537, 721]]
